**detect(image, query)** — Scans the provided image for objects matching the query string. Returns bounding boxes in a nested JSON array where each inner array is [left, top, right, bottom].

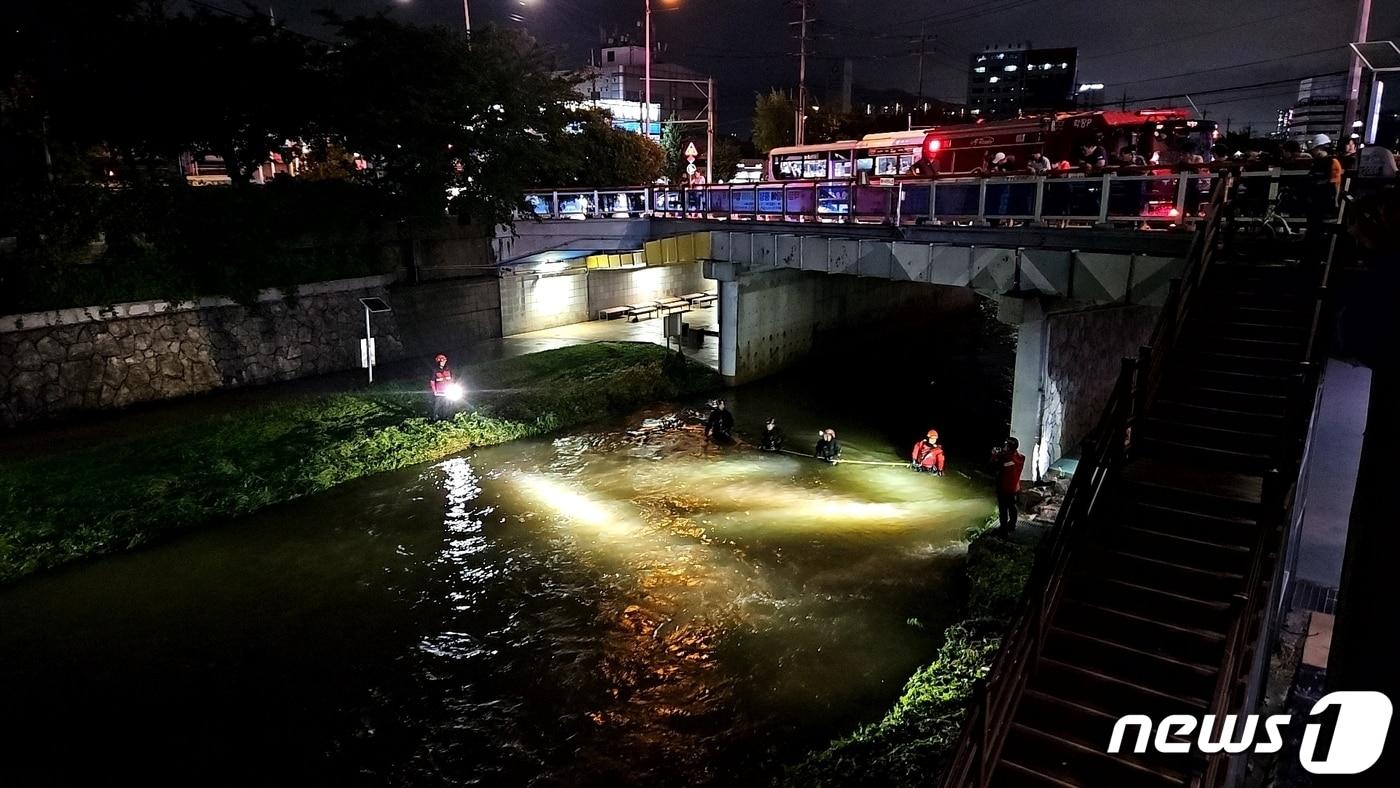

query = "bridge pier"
[[999, 296, 1157, 481]]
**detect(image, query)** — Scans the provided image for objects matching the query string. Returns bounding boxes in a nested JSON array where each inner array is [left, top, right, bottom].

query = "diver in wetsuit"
[[704, 400, 735, 443], [814, 428, 841, 463], [759, 418, 785, 452]]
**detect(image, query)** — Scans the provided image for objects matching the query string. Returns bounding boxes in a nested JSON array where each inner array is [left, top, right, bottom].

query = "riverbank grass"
[[0, 342, 719, 584], [787, 521, 1039, 787]]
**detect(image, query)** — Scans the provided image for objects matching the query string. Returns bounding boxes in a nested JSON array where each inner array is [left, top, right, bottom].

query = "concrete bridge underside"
[[499, 219, 1183, 478]]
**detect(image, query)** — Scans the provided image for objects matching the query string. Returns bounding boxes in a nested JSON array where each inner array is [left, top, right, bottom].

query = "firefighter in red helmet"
[[429, 353, 458, 420], [911, 429, 946, 475]]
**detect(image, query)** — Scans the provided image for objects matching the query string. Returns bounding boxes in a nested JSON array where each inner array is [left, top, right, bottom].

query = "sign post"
[[358, 297, 392, 384]]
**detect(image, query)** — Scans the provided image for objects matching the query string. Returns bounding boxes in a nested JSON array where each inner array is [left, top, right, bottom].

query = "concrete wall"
[[1042, 304, 1157, 466], [0, 275, 502, 426], [586, 263, 707, 314], [498, 270, 590, 335], [725, 269, 977, 384], [392, 276, 502, 356]]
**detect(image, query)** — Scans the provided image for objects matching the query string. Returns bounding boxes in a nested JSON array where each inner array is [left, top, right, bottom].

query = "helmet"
[[434, 354, 447, 363], [926, 429, 939, 441], [1310, 133, 1332, 149]]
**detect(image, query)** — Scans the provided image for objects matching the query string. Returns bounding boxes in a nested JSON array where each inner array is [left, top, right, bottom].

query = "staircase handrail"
[[939, 172, 1235, 788]]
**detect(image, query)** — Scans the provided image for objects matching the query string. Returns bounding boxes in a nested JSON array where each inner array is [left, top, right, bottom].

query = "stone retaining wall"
[[0, 274, 502, 426]]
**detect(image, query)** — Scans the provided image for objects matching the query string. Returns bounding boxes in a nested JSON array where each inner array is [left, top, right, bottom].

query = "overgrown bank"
[[0, 343, 719, 584], [787, 522, 1039, 787]]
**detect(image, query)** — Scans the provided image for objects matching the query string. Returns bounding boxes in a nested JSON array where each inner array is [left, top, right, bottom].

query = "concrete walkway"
[[489, 309, 720, 370]]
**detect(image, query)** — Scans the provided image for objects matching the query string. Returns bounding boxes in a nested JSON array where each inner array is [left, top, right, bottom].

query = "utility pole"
[[1341, 0, 1372, 137], [706, 76, 716, 183], [915, 23, 927, 113], [463, 0, 472, 32], [790, 0, 814, 145]]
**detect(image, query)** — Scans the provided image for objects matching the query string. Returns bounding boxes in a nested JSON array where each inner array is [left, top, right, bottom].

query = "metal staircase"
[[941, 174, 1337, 788]]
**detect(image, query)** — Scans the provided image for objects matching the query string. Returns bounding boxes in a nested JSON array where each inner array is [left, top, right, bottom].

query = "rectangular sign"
[[359, 338, 376, 368]]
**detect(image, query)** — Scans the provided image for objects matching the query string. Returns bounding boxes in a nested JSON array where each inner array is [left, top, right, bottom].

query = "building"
[[1286, 75, 1346, 142], [574, 34, 710, 140], [967, 43, 1078, 119]]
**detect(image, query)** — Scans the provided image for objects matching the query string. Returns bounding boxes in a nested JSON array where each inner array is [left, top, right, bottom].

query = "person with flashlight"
[[911, 430, 946, 475], [429, 353, 464, 420]]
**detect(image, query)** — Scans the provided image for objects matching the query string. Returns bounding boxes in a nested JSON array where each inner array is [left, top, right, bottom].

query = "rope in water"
[[776, 448, 908, 467]]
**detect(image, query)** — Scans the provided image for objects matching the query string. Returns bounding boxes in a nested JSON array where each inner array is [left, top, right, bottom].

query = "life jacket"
[[431, 365, 453, 394], [912, 440, 945, 471]]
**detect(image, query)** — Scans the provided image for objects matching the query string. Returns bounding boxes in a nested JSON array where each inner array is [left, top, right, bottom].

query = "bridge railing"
[[521, 168, 1309, 229]]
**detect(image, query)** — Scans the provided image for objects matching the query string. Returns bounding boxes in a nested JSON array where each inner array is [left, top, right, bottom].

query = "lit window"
[[1060, 62, 1068, 69], [971, 109, 981, 114], [977, 56, 987, 62], [974, 66, 986, 73], [1004, 65, 1018, 72], [989, 76, 1000, 83], [997, 54, 1005, 59]]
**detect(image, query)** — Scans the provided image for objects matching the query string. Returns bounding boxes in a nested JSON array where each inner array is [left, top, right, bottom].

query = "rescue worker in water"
[[429, 353, 455, 420], [759, 418, 785, 452], [704, 399, 735, 443], [814, 428, 841, 463], [911, 430, 946, 475]]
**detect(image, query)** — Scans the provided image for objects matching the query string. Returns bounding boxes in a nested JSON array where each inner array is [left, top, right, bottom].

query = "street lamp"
[[641, 0, 680, 140]]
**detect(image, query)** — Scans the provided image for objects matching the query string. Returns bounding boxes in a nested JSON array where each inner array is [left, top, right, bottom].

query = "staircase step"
[[1044, 627, 1219, 700], [995, 758, 1082, 788], [1151, 399, 1286, 433], [1121, 457, 1266, 506], [1034, 658, 1210, 720], [1183, 368, 1298, 396], [1110, 498, 1258, 547], [1223, 305, 1311, 328], [1189, 352, 1306, 378], [1193, 320, 1307, 344], [1057, 598, 1227, 665], [1105, 523, 1252, 573], [1018, 690, 1208, 776], [1161, 386, 1288, 417], [1135, 435, 1277, 474], [1086, 544, 1246, 598], [1000, 721, 1188, 788], [1065, 574, 1234, 632], [1138, 417, 1283, 456]]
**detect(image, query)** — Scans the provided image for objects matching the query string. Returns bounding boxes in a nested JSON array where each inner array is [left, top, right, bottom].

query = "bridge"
[[498, 169, 1309, 480]]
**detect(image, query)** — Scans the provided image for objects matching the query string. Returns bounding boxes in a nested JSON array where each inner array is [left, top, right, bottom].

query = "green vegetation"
[[0, 343, 719, 584], [786, 518, 1038, 787]]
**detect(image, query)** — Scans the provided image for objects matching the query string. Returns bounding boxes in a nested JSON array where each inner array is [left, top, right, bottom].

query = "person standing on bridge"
[[911, 430, 946, 475], [704, 400, 734, 444], [990, 437, 1026, 534]]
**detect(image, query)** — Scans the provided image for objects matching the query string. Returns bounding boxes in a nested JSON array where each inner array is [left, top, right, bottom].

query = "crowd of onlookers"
[[960, 134, 1399, 179]]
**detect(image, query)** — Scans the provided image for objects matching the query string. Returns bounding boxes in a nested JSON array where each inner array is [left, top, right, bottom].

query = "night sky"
[[227, 0, 1399, 137]]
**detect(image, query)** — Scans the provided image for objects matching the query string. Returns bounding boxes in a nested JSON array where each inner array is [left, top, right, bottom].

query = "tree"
[[710, 136, 743, 182], [660, 115, 686, 183], [752, 89, 795, 154], [536, 109, 663, 186], [326, 16, 579, 223]]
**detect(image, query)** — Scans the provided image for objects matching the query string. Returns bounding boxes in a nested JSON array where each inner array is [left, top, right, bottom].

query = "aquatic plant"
[[0, 343, 719, 584], [785, 525, 1037, 787]]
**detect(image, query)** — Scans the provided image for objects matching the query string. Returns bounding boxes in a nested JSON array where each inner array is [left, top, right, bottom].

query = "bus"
[[766, 109, 1217, 180], [766, 129, 931, 181]]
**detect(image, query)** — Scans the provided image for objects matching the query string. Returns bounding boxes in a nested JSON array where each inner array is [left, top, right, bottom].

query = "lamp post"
[[463, 0, 471, 31]]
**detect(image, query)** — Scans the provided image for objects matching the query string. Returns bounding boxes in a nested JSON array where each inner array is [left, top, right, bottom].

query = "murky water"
[[0, 363, 998, 787]]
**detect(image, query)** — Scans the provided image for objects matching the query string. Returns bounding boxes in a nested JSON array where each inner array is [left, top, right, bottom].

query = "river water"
[[0, 362, 998, 787]]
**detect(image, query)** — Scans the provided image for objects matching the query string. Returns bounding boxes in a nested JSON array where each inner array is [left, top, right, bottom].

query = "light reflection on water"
[[0, 403, 994, 787], [383, 410, 991, 786]]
